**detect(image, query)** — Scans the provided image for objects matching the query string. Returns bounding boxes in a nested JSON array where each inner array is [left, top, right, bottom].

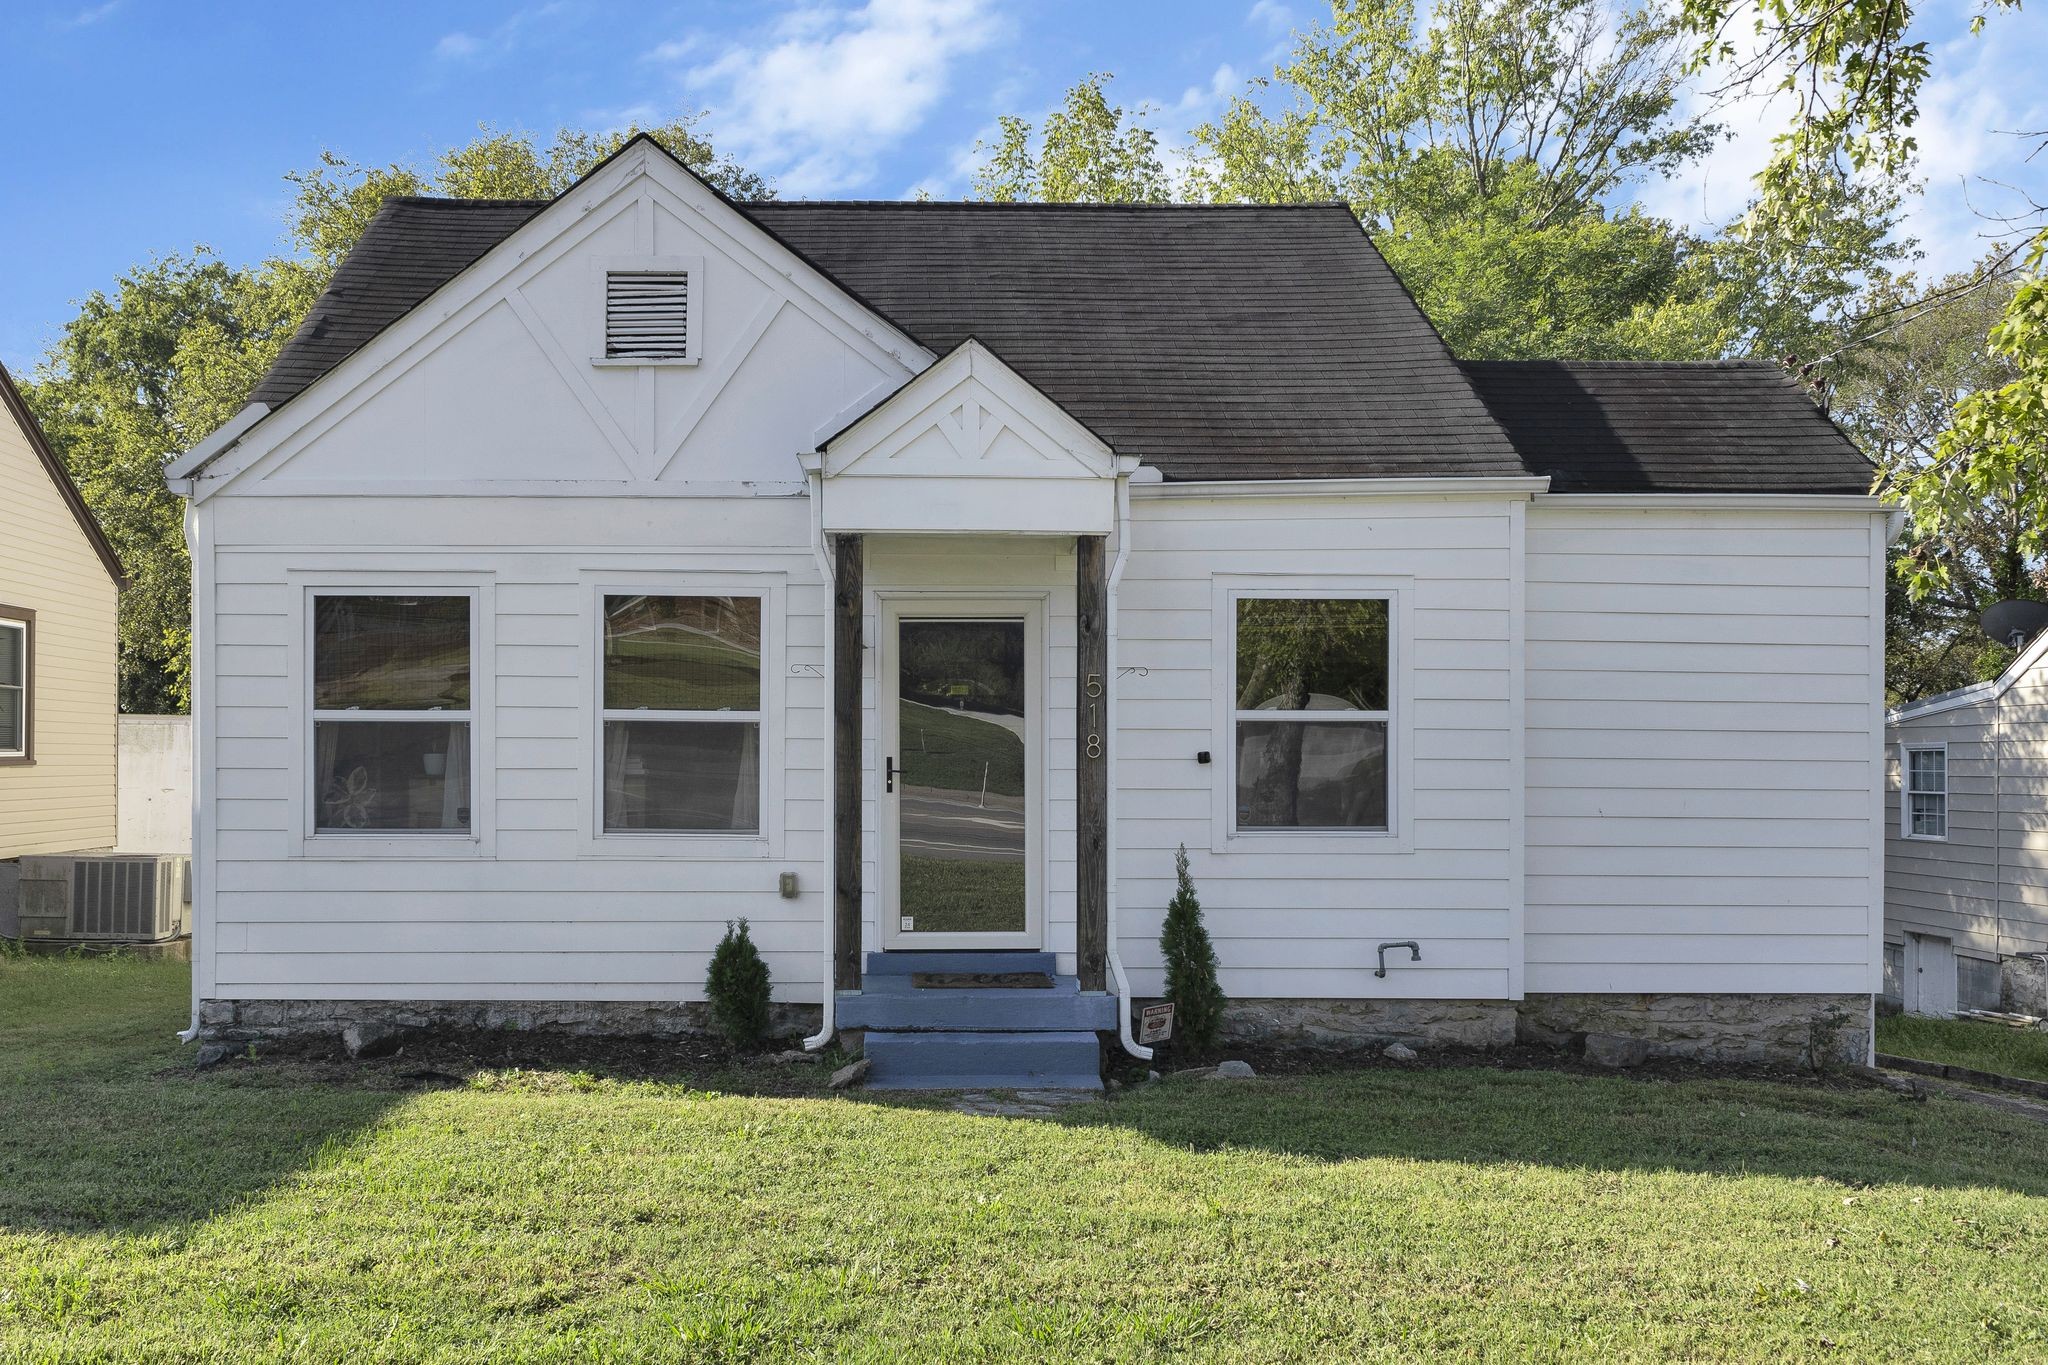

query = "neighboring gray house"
[[1885, 624, 2048, 1016]]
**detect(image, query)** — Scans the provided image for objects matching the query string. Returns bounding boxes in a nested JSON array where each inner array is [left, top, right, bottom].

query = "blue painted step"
[[865, 950, 1056, 977], [863, 1030, 1102, 1091], [837, 980, 1114, 1032]]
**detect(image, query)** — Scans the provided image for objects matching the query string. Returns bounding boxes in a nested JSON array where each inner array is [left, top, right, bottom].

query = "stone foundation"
[[1211, 993, 1870, 1066], [2002, 954, 2048, 1016], [1217, 998, 1517, 1051], [204, 992, 1872, 1067], [1517, 993, 1870, 1067], [198, 998, 823, 1045]]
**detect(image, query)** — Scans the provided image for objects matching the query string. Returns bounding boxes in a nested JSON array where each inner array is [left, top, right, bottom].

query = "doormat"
[[911, 972, 1054, 990]]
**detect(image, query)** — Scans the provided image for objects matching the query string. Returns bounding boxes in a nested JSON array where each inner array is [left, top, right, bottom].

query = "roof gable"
[[1890, 627, 2048, 724], [175, 135, 930, 498], [807, 339, 1125, 535], [0, 363, 123, 586]]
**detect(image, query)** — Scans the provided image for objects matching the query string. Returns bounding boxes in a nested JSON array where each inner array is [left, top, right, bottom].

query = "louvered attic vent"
[[605, 271, 690, 359]]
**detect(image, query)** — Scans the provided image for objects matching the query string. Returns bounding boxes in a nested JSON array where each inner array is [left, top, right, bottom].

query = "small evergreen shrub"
[[1159, 844, 1225, 1053], [706, 918, 772, 1049]]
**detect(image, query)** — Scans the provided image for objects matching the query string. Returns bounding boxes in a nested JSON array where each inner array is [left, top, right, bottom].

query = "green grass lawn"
[[7, 956, 2048, 1362], [1877, 1012, 2048, 1083]]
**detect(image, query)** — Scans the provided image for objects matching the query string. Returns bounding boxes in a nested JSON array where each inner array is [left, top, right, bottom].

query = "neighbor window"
[[310, 595, 473, 833], [0, 610, 29, 763], [1233, 596, 1391, 831], [602, 594, 762, 833], [1905, 745, 1947, 839]]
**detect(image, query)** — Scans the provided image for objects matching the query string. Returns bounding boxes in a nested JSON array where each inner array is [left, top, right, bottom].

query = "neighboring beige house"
[[1885, 624, 2048, 1016], [0, 361, 123, 862]]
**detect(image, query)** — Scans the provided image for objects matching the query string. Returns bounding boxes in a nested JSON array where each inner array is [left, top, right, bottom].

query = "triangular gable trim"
[[817, 337, 1115, 474], [0, 362, 124, 586], [1889, 627, 2048, 724], [171, 134, 934, 498]]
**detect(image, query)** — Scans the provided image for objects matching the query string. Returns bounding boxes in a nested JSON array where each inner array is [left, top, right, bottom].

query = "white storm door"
[[879, 599, 1042, 951]]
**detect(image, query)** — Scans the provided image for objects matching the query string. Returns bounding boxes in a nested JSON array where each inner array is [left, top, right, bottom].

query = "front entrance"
[[879, 598, 1042, 950]]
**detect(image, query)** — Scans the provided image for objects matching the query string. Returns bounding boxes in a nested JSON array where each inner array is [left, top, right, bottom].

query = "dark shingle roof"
[[743, 202, 1523, 480], [244, 196, 1528, 482], [240, 165, 1873, 494], [1460, 360, 1876, 495], [247, 198, 547, 410]]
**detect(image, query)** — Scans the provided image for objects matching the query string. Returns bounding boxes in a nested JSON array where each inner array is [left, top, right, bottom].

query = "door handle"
[[886, 757, 897, 793]]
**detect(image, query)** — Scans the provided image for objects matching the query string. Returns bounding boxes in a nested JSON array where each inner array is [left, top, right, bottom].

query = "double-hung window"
[[1904, 745, 1947, 840], [601, 594, 762, 833], [1232, 595, 1392, 831], [0, 609, 29, 763], [310, 594, 473, 833]]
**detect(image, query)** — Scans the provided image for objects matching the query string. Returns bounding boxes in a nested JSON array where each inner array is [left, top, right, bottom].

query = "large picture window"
[[311, 594, 473, 833], [0, 609, 29, 763], [602, 594, 762, 833], [1233, 595, 1391, 832], [1904, 745, 1947, 840]]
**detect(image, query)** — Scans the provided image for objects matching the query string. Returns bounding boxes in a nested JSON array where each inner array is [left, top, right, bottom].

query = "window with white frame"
[[1232, 595, 1391, 831], [601, 594, 762, 833], [1904, 745, 1947, 839], [310, 594, 473, 832], [0, 611, 29, 762]]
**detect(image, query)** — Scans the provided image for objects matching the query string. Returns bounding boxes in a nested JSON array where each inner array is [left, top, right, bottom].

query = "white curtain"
[[440, 722, 471, 830]]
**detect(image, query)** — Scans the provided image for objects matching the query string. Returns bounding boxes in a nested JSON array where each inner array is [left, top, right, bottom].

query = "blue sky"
[[4, 0, 2044, 373]]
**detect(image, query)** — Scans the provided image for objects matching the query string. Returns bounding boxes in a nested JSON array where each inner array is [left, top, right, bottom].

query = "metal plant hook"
[[1375, 941, 1421, 978]]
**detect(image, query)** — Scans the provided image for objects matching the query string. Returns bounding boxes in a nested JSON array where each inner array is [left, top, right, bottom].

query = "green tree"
[[23, 118, 762, 710], [1678, 2, 2047, 609], [1832, 264, 2037, 700], [705, 917, 774, 1049], [1159, 845, 1225, 1054], [972, 73, 1172, 203]]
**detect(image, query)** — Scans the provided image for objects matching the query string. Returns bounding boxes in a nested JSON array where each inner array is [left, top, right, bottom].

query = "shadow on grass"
[[0, 955, 415, 1237], [848, 1063, 2048, 1198]]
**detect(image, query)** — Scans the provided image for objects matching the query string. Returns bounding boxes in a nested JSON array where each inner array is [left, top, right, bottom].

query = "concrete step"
[[837, 982, 1114, 1032], [862, 1030, 1103, 1092], [865, 950, 1056, 977]]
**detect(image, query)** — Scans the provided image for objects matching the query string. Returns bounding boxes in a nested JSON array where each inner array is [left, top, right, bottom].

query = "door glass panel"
[[896, 619, 1027, 935]]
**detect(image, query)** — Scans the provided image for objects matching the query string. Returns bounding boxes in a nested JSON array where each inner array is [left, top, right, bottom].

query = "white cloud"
[[658, 0, 1006, 195], [1247, 0, 1292, 36], [56, 1, 120, 27], [432, 2, 570, 67]]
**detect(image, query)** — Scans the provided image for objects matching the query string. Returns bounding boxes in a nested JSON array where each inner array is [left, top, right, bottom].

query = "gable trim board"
[[1889, 627, 2048, 723], [0, 363, 124, 586]]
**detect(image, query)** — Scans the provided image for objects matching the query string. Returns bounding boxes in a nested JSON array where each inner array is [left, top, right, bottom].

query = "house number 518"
[[1085, 673, 1103, 759]]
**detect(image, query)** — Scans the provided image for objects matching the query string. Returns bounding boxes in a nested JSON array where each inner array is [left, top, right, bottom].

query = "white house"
[[168, 136, 1890, 1086], [1884, 619, 2048, 1017]]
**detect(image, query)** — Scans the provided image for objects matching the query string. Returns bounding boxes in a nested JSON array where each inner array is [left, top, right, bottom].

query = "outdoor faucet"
[[1374, 941, 1421, 978]]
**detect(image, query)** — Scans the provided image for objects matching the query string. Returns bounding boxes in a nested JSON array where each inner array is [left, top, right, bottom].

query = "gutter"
[[802, 463, 838, 1052], [1105, 467, 1152, 1061], [164, 403, 270, 496]]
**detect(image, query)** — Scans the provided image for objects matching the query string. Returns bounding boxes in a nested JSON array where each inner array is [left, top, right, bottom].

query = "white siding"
[[199, 494, 833, 1001], [1524, 506, 1884, 994], [1886, 648, 2048, 958], [1112, 492, 1522, 1001]]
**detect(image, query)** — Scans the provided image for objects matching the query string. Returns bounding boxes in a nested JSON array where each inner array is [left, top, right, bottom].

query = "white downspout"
[[802, 466, 838, 1052], [1106, 471, 1152, 1060], [175, 498, 203, 1042]]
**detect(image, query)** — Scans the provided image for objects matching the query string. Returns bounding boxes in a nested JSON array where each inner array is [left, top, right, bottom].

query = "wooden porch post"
[[1076, 534, 1109, 992], [833, 533, 865, 992]]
